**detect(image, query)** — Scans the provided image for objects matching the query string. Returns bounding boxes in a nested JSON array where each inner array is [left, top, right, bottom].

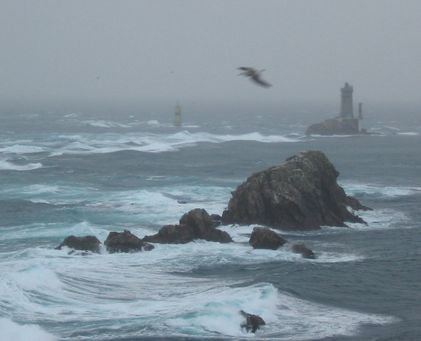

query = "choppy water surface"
[[0, 103, 420, 340]]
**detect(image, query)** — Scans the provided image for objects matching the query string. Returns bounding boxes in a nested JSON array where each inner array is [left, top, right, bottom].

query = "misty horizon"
[[1, 0, 421, 108]]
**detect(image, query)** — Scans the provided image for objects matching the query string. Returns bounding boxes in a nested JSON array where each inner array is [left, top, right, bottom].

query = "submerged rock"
[[291, 243, 316, 259], [240, 310, 266, 333], [56, 235, 101, 253], [143, 208, 232, 244], [249, 227, 286, 250], [222, 150, 368, 230], [105, 230, 154, 253]]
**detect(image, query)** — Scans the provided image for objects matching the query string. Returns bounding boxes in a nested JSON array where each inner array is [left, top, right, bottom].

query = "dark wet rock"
[[105, 230, 154, 253], [143, 208, 232, 244], [179, 208, 214, 234], [222, 151, 369, 230], [210, 213, 222, 227], [249, 227, 287, 250], [345, 195, 370, 211], [291, 243, 316, 259], [56, 235, 101, 253], [143, 224, 195, 244], [240, 310, 266, 333]]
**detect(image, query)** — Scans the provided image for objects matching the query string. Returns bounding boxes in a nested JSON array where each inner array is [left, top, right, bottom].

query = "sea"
[[0, 100, 420, 341]]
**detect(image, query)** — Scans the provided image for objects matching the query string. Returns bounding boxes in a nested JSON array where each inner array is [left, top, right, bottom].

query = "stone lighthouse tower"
[[305, 82, 365, 135], [340, 82, 354, 119]]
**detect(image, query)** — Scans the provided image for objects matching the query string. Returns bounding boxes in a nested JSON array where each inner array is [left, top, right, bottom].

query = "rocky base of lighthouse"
[[306, 117, 361, 135]]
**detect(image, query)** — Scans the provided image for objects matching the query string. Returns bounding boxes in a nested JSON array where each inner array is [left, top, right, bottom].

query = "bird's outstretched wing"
[[251, 74, 271, 87], [238, 66, 272, 87], [238, 67, 253, 71]]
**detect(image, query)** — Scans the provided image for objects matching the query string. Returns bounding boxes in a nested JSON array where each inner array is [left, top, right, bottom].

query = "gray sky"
[[1, 0, 420, 104]]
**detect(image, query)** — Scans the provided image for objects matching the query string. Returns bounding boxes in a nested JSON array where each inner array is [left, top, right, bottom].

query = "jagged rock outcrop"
[[56, 235, 101, 253], [249, 227, 286, 250], [143, 208, 232, 244], [240, 310, 266, 333], [291, 243, 315, 259], [105, 230, 154, 253], [222, 151, 368, 230]]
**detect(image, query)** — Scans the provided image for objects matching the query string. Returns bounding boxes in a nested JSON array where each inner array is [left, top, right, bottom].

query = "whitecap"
[[397, 131, 419, 136], [48, 130, 302, 156], [342, 181, 421, 198], [182, 124, 200, 128], [81, 120, 132, 128], [0, 253, 395, 340], [0, 219, 399, 341], [0, 160, 42, 171], [146, 119, 161, 127], [63, 112, 79, 118], [166, 283, 395, 339], [348, 208, 410, 231], [0, 144, 46, 154], [216, 225, 363, 264], [87, 185, 231, 226], [0, 318, 57, 341]]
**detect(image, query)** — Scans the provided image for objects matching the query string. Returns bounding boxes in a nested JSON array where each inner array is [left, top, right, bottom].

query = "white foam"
[[167, 283, 395, 339], [146, 119, 161, 127], [63, 113, 79, 118], [1, 130, 302, 157], [348, 208, 410, 231], [218, 225, 363, 264], [45, 130, 302, 155], [0, 231, 397, 341], [382, 125, 400, 131], [0, 318, 57, 341], [397, 131, 419, 136], [19, 184, 64, 195], [82, 120, 132, 128], [0, 251, 395, 340], [0, 160, 43, 171], [182, 124, 200, 128], [309, 134, 355, 138], [0, 144, 46, 154], [87, 185, 230, 226], [342, 181, 421, 198], [0, 221, 109, 241]]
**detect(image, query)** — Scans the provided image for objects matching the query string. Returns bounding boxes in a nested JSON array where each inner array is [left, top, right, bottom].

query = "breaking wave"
[[0, 318, 57, 341], [0, 160, 43, 171]]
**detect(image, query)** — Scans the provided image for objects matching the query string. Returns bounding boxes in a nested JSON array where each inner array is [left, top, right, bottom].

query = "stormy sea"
[[0, 101, 420, 341]]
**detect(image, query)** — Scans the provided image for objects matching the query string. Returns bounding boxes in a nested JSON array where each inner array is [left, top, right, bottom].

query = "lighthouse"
[[306, 82, 366, 135], [174, 103, 182, 127], [340, 82, 354, 119]]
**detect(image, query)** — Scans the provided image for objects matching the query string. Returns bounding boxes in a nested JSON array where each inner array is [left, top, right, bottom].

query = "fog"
[[1, 0, 420, 106]]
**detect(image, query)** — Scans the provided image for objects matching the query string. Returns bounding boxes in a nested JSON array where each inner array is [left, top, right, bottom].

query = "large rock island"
[[222, 151, 368, 230]]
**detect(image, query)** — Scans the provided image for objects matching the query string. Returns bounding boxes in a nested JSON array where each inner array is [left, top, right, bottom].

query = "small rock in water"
[[249, 226, 287, 250], [291, 243, 316, 259], [105, 230, 154, 253], [143, 208, 232, 244], [240, 310, 266, 333], [55, 235, 101, 253]]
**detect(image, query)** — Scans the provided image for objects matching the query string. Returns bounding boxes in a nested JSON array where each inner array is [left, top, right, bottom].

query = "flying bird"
[[238, 67, 272, 88]]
